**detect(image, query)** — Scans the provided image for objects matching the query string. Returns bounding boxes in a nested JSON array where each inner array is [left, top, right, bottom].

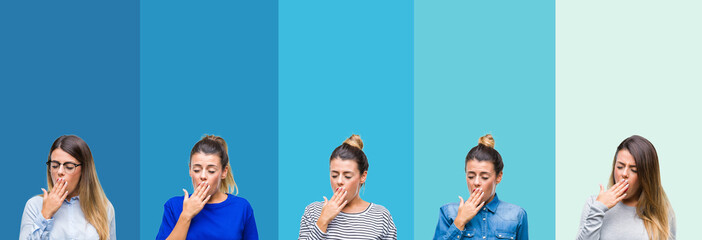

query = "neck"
[[485, 193, 496, 204], [341, 195, 368, 213], [622, 192, 640, 207], [208, 191, 228, 204]]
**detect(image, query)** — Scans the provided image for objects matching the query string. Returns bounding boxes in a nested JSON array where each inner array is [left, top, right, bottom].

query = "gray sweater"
[[576, 195, 676, 240]]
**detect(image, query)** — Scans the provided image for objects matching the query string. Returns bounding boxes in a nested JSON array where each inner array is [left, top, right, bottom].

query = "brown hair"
[[609, 135, 671, 240], [465, 134, 503, 173], [330, 134, 368, 175], [47, 135, 111, 240], [190, 135, 238, 195]]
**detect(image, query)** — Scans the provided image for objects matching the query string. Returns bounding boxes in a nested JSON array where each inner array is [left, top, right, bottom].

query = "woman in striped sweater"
[[298, 134, 397, 240]]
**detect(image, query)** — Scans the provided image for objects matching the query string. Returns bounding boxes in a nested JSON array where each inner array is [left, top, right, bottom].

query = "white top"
[[19, 195, 116, 240]]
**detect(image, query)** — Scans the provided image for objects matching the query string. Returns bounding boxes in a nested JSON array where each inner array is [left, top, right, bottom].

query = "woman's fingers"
[[471, 191, 484, 206], [322, 196, 328, 205], [42, 188, 48, 198], [476, 200, 486, 210], [202, 194, 212, 205], [183, 189, 190, 200], [59, 180, 68, 195], [60, 189, 69, 201], [615, 193, 627, 202], [198, 184, 210, 200], [339, 200, 349, 210], [458, 196, 465, 207], [337, 189, 348, 204]]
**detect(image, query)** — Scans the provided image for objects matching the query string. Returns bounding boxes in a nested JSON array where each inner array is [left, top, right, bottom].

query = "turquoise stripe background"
[[414, 0, 555, 239], [278, 0, 414, 238]]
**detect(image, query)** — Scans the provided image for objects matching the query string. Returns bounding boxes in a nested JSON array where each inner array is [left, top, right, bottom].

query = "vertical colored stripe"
[[278, 0, 414, 238], [140, 1, 278, 239], [414, 0, 555, 239], [555, 1, 702, 239], [0, 0, 140, 238]]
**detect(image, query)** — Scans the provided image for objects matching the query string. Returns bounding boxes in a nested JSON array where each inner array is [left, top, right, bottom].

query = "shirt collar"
[[64, 195, 80, 204], [483, 193, 501, 213]]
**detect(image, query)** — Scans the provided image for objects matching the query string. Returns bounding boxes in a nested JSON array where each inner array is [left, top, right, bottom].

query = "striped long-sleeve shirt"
[[298, 201, 397, 240]]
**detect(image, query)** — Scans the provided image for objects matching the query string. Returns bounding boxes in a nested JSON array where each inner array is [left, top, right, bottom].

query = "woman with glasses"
[[20, 135, 116, 239], [156, 135, 258, 240]]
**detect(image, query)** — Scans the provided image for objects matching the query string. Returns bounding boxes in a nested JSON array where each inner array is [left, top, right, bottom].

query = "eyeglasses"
[[46, 161, 82, 174]]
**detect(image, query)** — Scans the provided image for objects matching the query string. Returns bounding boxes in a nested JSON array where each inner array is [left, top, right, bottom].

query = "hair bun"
[[478, 134, 495, 148], [343, 134, 364, 150]]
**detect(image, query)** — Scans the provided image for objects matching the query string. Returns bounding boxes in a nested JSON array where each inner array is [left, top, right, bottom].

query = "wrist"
[[454, 218, 466, 230], [179, 213, 193, 222], [40, 210, 53, 220]]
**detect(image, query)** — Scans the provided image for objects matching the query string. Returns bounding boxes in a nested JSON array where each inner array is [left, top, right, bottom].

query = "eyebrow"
[[616, 161, 636, 167], [467, 171, 491, 175], [192, 164, 218, 168], [49, 160, 79, 164], [331, 170, 355, 174]]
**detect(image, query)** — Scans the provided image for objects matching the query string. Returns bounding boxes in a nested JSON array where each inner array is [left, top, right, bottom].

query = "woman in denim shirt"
[[433, 134, 528, 240]]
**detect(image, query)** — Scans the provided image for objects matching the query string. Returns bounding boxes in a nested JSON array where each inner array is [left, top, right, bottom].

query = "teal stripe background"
[[278, 0, 414, 238], [414, 0, 555, 239]]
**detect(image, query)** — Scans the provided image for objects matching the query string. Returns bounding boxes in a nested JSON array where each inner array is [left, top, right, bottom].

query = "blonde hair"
[[47, 135, 111, 240], [609, 135, 671, 240], [478, 134, 495, 148], [191, 135, 238, 195]]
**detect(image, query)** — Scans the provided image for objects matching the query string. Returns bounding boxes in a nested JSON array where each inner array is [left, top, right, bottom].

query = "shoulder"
[[497, 200, 526, 212], [225, 194, 254, 210], [370, 203, 390, 213], [27, 195, 44, 205], [164, 195, 185, 209], [303, 201, 324, 213], [24, 195, 44, 211], [496, 200, 527, 219], [439, 202, 459, 215]]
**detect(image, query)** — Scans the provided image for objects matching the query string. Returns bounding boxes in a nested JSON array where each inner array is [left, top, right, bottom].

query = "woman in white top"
[[20, 135, 116, 240]]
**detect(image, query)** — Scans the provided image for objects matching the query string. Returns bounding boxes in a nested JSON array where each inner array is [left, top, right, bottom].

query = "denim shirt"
[[433, 194, 528, 240]]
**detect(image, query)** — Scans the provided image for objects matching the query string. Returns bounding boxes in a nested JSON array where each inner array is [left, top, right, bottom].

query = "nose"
[[472, 178, 481, 188], [621, 167, 629, 179], [56, 165, 66, 176], [336, 176, 344, 187], [199, 171, 207, 181]]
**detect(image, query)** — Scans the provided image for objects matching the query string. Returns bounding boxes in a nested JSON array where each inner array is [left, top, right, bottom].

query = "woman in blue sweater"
[[156, 135, 258, 240]]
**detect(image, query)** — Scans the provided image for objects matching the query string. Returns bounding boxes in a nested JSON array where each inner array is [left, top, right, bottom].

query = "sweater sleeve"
[[19, 196, 53, 240], [242, 202, 259, 240], [298, 203, 326, 240], [576, 196, 609, 240]]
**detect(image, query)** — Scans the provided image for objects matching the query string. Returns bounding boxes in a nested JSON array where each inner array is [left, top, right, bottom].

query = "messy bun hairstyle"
[[330, 134, 369, 175], [465, 134, 504, 174], [190, 135, 238, 195]]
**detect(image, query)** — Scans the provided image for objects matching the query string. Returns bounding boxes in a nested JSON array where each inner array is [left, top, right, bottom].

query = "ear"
[[221, 165, 229, 180], [360, 171, 368, 185], [495, 171, 503, 184]]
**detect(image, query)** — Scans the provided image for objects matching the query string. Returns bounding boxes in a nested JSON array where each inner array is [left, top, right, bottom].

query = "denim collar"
[[483, 193, 501, 213]]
